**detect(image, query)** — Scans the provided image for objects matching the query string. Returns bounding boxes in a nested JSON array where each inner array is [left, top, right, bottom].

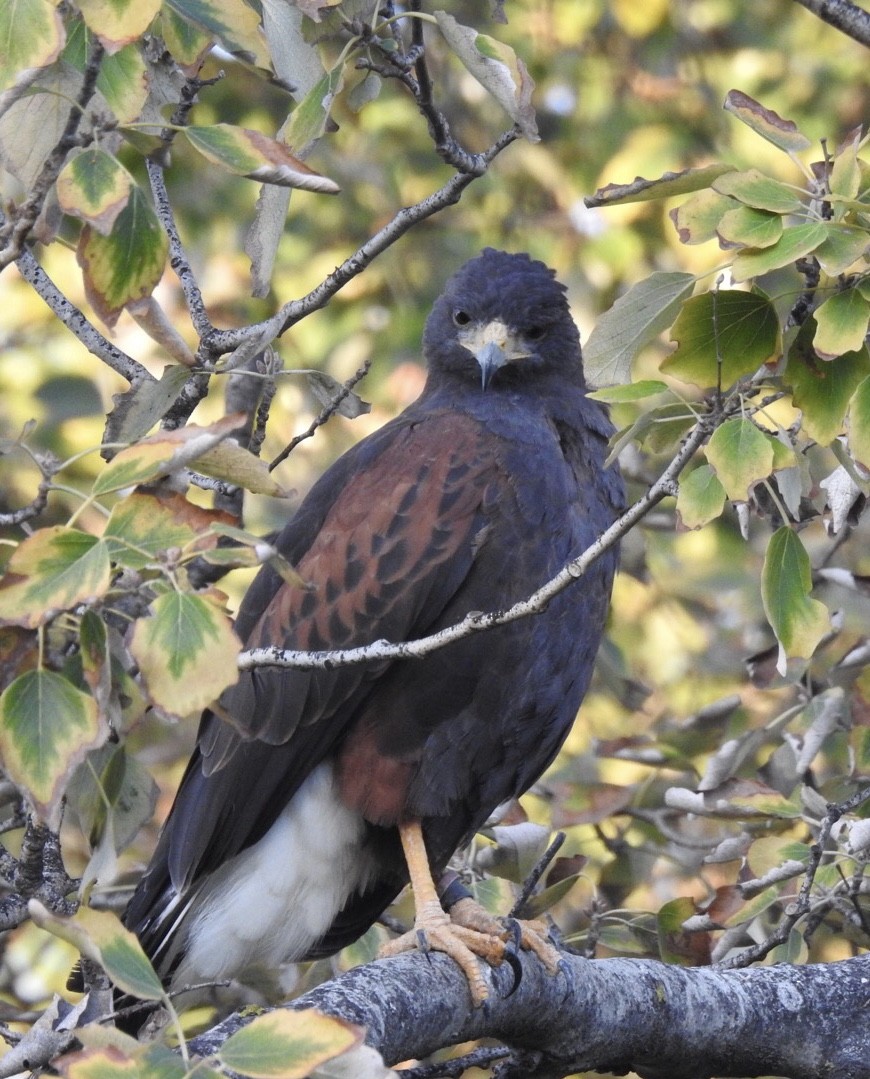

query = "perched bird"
[[122, 249, 624, 1011]]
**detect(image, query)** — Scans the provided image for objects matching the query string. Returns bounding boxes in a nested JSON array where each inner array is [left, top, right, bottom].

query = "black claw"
[[416, 928, 430, 953], [501, 943, 523, 997]]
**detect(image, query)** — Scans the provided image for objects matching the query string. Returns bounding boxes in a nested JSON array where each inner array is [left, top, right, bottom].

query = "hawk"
[[123, 249, 624, 1010]]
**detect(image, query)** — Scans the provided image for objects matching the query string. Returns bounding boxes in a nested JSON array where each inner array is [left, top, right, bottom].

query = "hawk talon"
[[501, 945, 524, 997]]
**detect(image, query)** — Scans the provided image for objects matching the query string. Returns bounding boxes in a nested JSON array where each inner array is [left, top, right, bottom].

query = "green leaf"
[[219, 1009, 362, 1079], [93, 414, 247, 496], [716, 205, 783, 249], [0, 527, 111, 629], [662, 289, 780, 388], [712, 169, 805, 213], [584, 272, 695, 386], [76, 0, 160, 51], [77, 184, 168, 328], [848, 376, 870, 469], [0, 0, 64, 94], [106, 364, 192, 445], [815, 225, 870, 276], [30, 903, 165, 1000], [722, 90, 811, 154], [195, 441, 291, 497], [79, 609, 110, 713], [284, 63, 345, 154], [785, 325, 870, 444], [184, 125, 340, 193], [0, 670, 103, 826], [813, 288, 870, 360], [129, 592, 240, 716], [704, 418, 774, 500], [61, 1044, 218, 1078], [164, 0, 268, 66], [103, 492, 202, 569], [586, 379, 671, 403], [731, 222, 827, 282], [829, 131, 862, 204], [97, 42, 148, 124], [761, 527, 830, 674], [57, 148, 132, 235], [676, 465, 727, 529], [587, 163, 735, 208], [66, 744, 158, 888], [669, 190, 736, 245], [159, 6, 214, 66], [434, 12, 538, 141], [657, 896, 707, 967]]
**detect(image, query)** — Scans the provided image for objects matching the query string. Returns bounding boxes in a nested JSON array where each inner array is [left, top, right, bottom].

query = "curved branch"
[[0, 40, 105, 268], [13, 247, 151, 385], [189, 947, 870, 1079], [238, 409, 713, 674], [202, 127, 520, 356], [792, 0, 870, 46], [146, 160, 213, 340]]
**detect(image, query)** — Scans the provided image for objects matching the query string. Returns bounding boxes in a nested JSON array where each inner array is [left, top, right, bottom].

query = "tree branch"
[[0, 40, 105, 269], [12, 246, 151, 386], [239, 407, 715, 674], [189, 947, 870, 1079], [791, 0, 870, 46], [201, 127, 520, 357], [268, 357, 372, 471], [146, 159, 214, 340]]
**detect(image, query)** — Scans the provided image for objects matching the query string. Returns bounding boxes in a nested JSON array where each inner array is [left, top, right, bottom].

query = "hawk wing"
[[127, 405, 505, 935]]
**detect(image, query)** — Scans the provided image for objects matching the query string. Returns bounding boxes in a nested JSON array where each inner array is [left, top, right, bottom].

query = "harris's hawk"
[[123, 249, 624, 1010]]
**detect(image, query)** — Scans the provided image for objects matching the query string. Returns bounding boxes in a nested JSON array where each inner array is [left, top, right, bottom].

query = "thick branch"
[[792, 0, 870, 46], [190, 948, 870, 1078], [239, 411, 712, 674]]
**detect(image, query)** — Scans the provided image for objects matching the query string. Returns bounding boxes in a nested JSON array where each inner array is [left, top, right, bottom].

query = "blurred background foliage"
[[2, 1, 870, 1076]]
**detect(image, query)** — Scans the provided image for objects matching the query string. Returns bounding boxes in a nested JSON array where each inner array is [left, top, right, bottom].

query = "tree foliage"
[[0, 1, 869, 1077]]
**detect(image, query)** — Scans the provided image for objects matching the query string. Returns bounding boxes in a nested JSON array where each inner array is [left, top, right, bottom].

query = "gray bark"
[[189, 947, 870, 1078]]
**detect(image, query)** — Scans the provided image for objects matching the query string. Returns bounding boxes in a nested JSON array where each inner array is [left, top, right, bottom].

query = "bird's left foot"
[[450, 896, 562, 976], [378, 898, 501, 1005], [378, 896, 561, 1006]]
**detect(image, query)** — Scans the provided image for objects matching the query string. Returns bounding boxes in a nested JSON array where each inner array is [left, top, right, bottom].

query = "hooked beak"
[[457, 319, 530, 390], [476, 341, 507, 390]]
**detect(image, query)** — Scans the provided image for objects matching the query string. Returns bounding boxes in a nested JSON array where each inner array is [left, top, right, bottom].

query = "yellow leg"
[[378, 820, 504, 1005]]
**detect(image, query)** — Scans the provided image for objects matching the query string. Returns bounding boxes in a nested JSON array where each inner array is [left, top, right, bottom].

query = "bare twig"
[[719, 783, 870, 969], [357, 3, 490, 174], [12, 245, 151, 386], [146, 159, 213, 340], [509, 833, 566, 920], [402, 1046, 511, 1078], [0, 40, 105, 268], [269, 358, 372, 470], [240, 408, 715, 675], [0, 477, 50, 527], [202, 127, 520, 357], [791, 0, 870, 46]]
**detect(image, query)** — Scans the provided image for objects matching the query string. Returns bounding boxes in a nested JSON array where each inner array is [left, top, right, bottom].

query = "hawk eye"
[[525, 325, 546, 341], [452, 309, 472, 327]]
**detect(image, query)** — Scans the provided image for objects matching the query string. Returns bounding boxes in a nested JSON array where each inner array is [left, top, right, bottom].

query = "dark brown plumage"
[[123, 249, 624, 1008]]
